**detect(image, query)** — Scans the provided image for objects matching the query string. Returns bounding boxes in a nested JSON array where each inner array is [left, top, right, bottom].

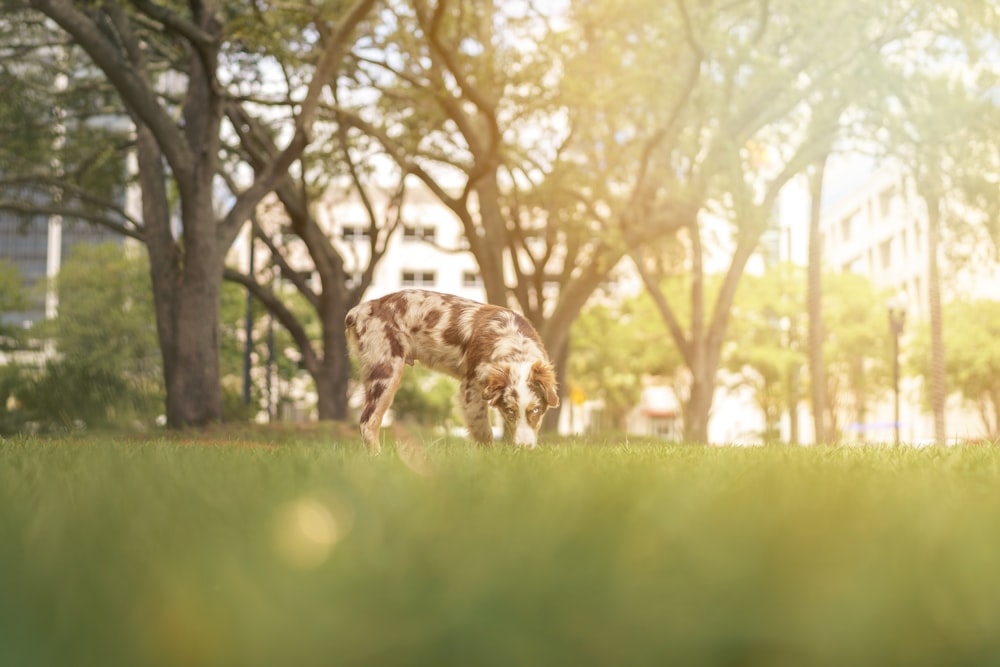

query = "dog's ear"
[[530, 361, 560, 408], [482, 365, 509, 405]]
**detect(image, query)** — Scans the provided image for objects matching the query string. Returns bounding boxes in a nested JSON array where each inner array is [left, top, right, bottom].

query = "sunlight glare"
[[272, 496, 353, 570]]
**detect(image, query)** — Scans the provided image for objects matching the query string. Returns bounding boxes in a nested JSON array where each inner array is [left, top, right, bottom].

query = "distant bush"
[[391, 366, 458, 426], [13, 360, 161, 432]]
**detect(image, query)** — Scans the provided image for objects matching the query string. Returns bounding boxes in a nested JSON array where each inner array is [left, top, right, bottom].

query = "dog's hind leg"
[[359, 357, 406, 454]]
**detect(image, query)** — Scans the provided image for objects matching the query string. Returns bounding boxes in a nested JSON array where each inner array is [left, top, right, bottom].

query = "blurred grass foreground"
[[3, 433, 1000, 667]]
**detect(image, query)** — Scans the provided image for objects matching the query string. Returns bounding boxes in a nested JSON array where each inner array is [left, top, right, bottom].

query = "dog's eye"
[[503, 406, 516, 416], [529, 407, 542, 416]]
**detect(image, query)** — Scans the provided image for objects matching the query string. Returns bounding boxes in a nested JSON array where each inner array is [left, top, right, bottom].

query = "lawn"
[[2, 430, 1000, 666]]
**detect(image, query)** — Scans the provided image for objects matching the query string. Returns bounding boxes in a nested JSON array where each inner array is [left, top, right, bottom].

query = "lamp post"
[[887, 294, 907, 446], [243, 223, 255, 406]]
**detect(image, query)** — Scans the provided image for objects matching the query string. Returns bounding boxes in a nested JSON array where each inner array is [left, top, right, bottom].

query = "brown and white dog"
[[345, 289, 559, 453]]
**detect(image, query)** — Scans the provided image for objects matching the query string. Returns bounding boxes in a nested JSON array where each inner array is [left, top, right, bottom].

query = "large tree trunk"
[[137, 116, 224, 427], [807, 157, 829, 444], [173, 214, 224, 425], [138, 122, 225, 426], [168, 13, 225, 427], [315, 295, 352, 421], [314, 364, 350, 421], [684, 367, 714, 443], [172, 261, 224, 425]]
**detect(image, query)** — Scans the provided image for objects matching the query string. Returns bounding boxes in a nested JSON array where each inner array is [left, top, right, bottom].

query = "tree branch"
[[223, 266, 321, 375], [28, 0, 195, 179], [0, 199, 143, 241], [629, 245, 694, 367], [221, 0, 378, 239]]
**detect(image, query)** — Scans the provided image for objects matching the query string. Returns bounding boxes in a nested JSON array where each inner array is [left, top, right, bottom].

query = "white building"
[[806, 157, 1000, 443], [818, 162, 927, 316], [320, 185, 486, 303]]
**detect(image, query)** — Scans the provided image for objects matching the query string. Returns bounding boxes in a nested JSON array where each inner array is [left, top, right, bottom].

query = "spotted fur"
[[345, 289, 560, 453]]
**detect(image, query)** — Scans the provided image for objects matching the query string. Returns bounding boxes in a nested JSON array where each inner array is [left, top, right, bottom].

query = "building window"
[[462, 271, 482, 288], [342, 224, 370, 241], [403, 224, 436, 243], [879, 238, 892, 270], [840, 210, 859, 244], [878, 186, 896, 219], [401, 270, 436, 287]]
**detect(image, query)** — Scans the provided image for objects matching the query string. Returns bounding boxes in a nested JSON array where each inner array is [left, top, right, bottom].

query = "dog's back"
[[346, 289, 545, 378]]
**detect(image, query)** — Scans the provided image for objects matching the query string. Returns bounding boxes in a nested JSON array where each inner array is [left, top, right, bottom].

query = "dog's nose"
[[513, 424, 538, 448]]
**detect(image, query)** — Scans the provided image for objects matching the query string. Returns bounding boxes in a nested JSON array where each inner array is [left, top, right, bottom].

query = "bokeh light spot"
[[272, 496, 353, 570]]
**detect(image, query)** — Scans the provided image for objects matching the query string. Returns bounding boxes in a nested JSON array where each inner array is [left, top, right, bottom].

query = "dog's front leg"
[[458, 379, 494, 445]]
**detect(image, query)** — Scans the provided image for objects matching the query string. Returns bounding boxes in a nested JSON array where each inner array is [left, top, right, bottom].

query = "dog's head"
[[483, 360, 560, 447]]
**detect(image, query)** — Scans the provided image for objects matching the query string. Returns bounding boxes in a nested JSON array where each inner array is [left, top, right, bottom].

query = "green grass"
[[3, 432, 1000, 666]]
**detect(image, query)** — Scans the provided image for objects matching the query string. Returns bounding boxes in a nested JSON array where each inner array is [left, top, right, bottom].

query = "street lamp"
[[780, 315, 799, 445], [887, 292, 907, 446]]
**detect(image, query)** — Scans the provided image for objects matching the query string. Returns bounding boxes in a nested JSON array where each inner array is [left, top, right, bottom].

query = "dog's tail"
[[345, 305, 363, 359]]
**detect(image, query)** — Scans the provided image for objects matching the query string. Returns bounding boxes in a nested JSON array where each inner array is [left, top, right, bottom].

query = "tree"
[[727, 267, 894, 443], [912, 299, 1000, 440], [820, 272, 895, 441], [726, 264, 806, 443], [869, 1, 1000, 445], [220, 261, 331, 423], [221, 116, 405, 421], [885, 80, 993, 446], [7, 0, 376, 427], [335, 0, 661, 431], [605, 0, 916, 442]]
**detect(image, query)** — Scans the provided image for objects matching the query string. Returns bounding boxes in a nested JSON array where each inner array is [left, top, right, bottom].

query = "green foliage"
[[41, 243, 159, 377], [726, 266, 894, 441], [0, 256, 28, 434], [4, 436, 1000, 666], [820, 272, 894, 434], [0, 363, 23, 433], [391, 365, 458, 426], [911, 299, 1000, 439], [22, 243, 162, 430], [0, 12, 129, 226], [727, 264, 807, 441], [570, 288, 687, 429], [14, 361, 158, 430], [0, 260, 27, 349]]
